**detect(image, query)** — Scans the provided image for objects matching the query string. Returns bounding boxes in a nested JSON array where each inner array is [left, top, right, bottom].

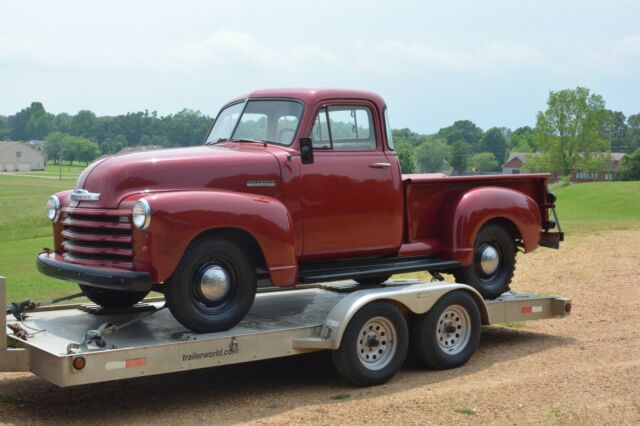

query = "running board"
[[298, 256, 460, 284]]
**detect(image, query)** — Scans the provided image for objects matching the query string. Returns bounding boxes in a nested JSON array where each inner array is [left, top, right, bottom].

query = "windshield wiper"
[[229, 138, 268, 147], [206, 137, 226, 145]]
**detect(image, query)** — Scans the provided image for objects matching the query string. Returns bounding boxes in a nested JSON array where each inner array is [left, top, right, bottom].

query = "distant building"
[[502, 151, 626, 182], [502, 152, 528, 174], [0, 141, 46, 171]]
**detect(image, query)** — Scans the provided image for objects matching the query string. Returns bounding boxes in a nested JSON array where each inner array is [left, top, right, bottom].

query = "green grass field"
[[1, 171, 638, 302]]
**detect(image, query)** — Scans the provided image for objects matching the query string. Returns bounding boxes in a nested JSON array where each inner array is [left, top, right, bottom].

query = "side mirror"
[[299, 137, 314, 164]]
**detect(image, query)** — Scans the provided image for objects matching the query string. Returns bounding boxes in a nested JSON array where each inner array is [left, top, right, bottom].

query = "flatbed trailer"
[[1, 276, 571, 387]]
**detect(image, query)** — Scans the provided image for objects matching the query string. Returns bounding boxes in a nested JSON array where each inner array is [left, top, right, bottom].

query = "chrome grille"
[[61, 208, 133, 269]]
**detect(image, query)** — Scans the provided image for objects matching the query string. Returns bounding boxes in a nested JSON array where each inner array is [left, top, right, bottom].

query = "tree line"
[[394, 87, 640, 179], [0, 103, 211, 165], [1, 86, 639, 178]]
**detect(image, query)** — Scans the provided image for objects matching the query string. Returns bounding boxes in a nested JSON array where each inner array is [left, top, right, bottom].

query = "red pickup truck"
[[37, 88, 563, 332]]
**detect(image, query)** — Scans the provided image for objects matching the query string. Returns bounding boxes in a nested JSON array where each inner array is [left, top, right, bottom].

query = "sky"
[[1, 0, 639, 134]]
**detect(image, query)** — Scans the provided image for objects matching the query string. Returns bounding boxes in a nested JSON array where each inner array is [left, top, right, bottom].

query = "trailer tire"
[[331, 301, 408, 386], [354, 275, 392, 286], [79, 285, 148, 309], [453, 223, 516, 299], [165, 236, 257, 333], [410, 290, 481, 369]]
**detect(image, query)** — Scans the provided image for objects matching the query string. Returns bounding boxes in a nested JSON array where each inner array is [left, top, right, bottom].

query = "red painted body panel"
[[45, 88, 552, 290]]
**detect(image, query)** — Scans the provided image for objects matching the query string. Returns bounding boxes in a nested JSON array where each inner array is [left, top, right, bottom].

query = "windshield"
[[206, 100, 303, 145]]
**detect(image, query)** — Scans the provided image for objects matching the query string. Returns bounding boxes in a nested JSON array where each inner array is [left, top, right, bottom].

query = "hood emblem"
[[246, 180, 276, 187], [71, 189, 101, 201]]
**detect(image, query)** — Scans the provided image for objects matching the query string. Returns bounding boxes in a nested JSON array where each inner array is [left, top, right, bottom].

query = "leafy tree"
[[468, 152, 498, 173], [450, 141, 471, 175], [394, 141, 416, 173], [511, 126, 536, 152], [534, 87, 608, 175], [436, 120, 483, 151], [479, 127, 507, 165], [392, 128, 425, 147], [71, 110, 98, 138], [414, 138, 451, 172], [0, 116, 10, 140], [601, 110, 627, 152], [44, 132, 66, 164], [8, 102, 49, 140], [626, 113, 640, 153], [616, 148, 640, 180]]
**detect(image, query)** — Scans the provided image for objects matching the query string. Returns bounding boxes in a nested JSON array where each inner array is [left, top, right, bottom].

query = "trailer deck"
[[1, 276, 571, 387]]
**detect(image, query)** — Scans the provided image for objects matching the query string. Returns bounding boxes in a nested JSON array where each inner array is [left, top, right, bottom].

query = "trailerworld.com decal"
[[181, 339, 239, 362]]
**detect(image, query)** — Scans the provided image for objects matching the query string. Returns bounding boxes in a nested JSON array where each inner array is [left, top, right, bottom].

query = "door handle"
[[369, 162, 391, 169]]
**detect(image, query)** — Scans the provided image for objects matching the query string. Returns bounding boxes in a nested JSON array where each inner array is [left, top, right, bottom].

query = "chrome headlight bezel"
[[47, 195, 61, 222], [132, 198, 151, 230]]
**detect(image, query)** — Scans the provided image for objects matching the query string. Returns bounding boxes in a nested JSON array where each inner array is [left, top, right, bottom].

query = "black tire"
[[453, 223, 516, 299], [165, 236, 257, 333], [354, 275, 392, 286], [410, 290, 481, 370], [79, 285, 148, 309], [331, 301, 408, 386]]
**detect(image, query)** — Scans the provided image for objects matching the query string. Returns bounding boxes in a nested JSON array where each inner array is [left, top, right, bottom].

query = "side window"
[[328, 106, 375, 151], [310, 105, 377, 151], [384, 108, 394, 150], [311, 108, 331, 149]]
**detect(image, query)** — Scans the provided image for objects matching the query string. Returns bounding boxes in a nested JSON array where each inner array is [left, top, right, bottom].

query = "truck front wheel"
[[453, 223, 516, 299], [165, 236, 257, 333]]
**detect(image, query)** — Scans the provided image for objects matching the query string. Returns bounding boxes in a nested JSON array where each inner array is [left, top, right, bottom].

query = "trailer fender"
[[126, 191, 298, 286], [319, 283, 489, 350], [440, 186, 542, 266]]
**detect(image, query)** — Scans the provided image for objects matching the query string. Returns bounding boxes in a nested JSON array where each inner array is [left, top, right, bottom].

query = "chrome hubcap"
[[198, 265, 230, 302], [479, 244, 500, 276], [356, 316, 397, 370], [436, 305, 471, 355]]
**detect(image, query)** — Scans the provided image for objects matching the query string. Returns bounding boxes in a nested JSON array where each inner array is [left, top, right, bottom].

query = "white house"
[[0, 141, 46, 171]]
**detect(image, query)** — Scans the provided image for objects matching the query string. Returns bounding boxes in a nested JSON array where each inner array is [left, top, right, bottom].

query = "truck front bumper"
[[36, 253, 153, 292]]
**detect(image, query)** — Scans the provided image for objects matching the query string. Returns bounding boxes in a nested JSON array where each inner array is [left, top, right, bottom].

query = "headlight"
[[47, 195, 61, 222], [132, 199, 151, 230]]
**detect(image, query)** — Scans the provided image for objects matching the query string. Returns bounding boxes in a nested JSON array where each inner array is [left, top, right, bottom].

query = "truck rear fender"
[[128, 191, 297, 286], [321, 284, 489, 350], [440, 186, 542, 266]]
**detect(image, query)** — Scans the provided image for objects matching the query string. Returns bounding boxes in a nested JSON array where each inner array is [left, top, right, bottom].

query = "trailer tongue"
[[1, 276, 571, 387]]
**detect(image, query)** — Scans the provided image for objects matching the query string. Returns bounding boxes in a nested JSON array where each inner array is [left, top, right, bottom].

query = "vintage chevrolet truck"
[[36, 88, 563, 332]]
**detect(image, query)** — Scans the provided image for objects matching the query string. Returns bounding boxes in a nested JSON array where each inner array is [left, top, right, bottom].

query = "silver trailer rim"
[[436, 304, 471, 355], [357, 316, 397, 370]]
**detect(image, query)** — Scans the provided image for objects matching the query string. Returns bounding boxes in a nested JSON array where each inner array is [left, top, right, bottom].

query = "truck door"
[[300, 102, 403, 260]]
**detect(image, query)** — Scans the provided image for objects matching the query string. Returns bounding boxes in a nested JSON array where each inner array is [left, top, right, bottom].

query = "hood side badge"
[[246, 180, 276, 188], [71, 189, 101, 201]]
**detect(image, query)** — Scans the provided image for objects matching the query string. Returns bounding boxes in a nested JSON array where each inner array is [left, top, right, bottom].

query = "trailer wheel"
[[410, 290, 481, 369], [354, 275, 392, 286], [453, 223, 516, 299], [165, 236, 257, 333], [79, 285, 148, 309], [331, 301, 408, 386]]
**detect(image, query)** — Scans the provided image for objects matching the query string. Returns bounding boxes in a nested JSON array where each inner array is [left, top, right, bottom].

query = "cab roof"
[[226, 88, 387, 110]]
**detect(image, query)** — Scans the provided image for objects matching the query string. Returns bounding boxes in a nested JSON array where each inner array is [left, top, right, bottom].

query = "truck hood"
[[75, 145, 282, 209]]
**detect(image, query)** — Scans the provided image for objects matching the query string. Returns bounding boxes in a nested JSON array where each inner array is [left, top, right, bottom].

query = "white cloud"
[[613, 35, 640, 58], [351, 40, 548, 75], [166, 31, 341, 72]]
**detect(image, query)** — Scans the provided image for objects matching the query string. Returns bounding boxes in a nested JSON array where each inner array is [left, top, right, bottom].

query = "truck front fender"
[[440, 186, 542, 266], [130, 191, 297, 286]]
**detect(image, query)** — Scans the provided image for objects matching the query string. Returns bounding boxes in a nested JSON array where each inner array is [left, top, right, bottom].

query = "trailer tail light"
[[565, 303, 572, 313], [72, 356, 86, 370]]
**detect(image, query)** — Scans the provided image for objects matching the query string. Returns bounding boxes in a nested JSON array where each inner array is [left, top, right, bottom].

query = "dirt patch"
[[1, 230, 639, 425]]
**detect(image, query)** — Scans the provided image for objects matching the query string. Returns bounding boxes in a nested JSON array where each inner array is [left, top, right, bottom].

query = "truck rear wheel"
[[410, 290, 481, 369], [79, 285, 148, 309], [165, 236, 257, 333], [331, 301, 408, 386], [453, 223, 516, 299]]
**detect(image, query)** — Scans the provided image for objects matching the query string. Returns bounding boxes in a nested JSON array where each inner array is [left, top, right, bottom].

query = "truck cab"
[[37, 88, 563, 333]]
